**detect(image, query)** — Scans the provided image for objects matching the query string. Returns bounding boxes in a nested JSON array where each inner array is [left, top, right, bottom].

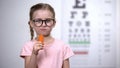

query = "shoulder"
[[54, 39, 64, 43], [54, 39, 70, 47], [54, 39, 66, 45], [22, 40, 35, 48], [20, 40, 35, 58]]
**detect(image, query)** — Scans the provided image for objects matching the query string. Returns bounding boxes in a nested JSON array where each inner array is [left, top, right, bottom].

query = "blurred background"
[[0, 0, 120, 68]]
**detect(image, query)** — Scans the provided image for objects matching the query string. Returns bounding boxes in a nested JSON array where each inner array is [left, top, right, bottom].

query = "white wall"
[[0, 0, 61, 68], [116, 0, 120, 68]]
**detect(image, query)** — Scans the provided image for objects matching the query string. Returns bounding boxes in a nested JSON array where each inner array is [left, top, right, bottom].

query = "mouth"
[[40, 29, 47, 31]]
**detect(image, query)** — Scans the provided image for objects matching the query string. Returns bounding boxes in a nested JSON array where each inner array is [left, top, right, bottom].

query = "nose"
[[41, 21, 47, 26]]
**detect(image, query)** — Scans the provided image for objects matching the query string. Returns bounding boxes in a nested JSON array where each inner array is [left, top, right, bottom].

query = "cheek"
[[33, 27, 40, 33], [45, 27, 54, 34], [46, 27, 53, 32]]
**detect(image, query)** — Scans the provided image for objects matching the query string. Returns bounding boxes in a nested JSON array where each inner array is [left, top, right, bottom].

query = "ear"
[[29, 21, 34, 28]]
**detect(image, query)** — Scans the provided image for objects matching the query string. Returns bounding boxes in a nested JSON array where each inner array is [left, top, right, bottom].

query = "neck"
[[44, 35, 54, 45], [44, 35, 52, 42]]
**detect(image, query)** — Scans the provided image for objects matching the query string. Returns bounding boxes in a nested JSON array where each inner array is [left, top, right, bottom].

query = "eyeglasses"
[[32, 18, 55, 27]]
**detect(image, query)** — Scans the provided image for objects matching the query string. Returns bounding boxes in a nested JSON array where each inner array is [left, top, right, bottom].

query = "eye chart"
[[61, 0, 116, 68]]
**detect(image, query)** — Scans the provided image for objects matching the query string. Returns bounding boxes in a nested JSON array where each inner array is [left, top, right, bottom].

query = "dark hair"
[[28, 3, 55, 40]]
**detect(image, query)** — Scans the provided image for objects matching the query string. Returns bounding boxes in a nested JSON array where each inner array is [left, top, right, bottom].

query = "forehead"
[[32, 9, 53, 19]]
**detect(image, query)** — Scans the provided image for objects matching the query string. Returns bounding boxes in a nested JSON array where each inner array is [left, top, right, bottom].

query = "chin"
[[44, 34, 50, 37], [38, 31, 51, 37], [42, 33, 50, 37]]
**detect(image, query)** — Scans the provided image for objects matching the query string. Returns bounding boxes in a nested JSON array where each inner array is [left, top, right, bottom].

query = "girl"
[[20, 3, 74, 68]]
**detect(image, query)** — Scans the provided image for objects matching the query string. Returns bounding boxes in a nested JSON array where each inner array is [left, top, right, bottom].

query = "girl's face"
[[30, 9, 55, 37]]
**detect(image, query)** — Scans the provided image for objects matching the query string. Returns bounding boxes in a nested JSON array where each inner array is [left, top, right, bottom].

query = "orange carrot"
[[38, 34, 44, 45]]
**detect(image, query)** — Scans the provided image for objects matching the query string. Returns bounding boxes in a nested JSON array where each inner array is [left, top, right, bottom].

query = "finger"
[[37, 44, 44, 49], [36, 42, 43, 46], [36, 41, 42, 44]]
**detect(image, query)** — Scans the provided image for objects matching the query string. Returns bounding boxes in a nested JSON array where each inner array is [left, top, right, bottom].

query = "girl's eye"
[[45, 19, 51, 23], [37, 20, 42, 23], [33, 19, 42, 23]]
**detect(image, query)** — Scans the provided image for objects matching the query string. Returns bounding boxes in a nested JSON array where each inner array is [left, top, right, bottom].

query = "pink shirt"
[[20, 39, 74, 68]]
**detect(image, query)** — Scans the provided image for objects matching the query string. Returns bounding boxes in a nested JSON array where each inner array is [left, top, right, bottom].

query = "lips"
[[40, 28, 47, 31]]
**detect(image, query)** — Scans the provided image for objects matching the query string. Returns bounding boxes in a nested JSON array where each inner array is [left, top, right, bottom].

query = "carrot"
[[38, 34, 44, 45]]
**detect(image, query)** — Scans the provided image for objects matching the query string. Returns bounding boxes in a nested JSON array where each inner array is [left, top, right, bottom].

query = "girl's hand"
[[32, 41, 44, 55]]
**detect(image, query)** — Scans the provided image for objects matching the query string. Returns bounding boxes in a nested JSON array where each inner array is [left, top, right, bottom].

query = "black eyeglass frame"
[[32, 18, 55, 27]]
